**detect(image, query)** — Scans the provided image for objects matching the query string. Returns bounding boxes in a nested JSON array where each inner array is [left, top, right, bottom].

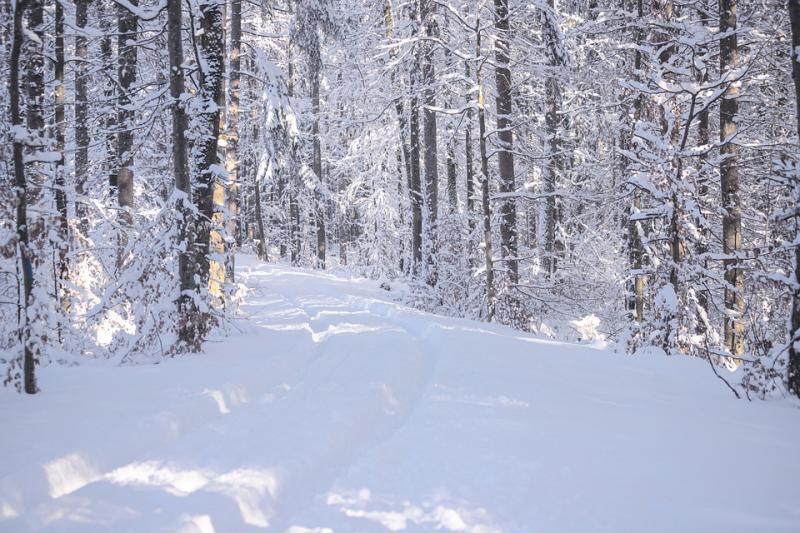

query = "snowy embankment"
[[1, 255, 798, 532]]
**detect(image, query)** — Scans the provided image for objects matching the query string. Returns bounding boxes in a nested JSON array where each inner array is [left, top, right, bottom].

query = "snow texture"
[[1, 256, 798, 532]]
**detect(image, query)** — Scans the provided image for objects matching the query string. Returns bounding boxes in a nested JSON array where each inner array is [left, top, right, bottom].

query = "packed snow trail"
[[1, 256, 799, 532]]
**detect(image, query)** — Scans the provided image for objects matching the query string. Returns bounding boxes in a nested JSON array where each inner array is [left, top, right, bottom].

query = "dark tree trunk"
[[195, 0, 225, 295], [409, 7, 423, 274], [542, 0, 564, 279], [311, 57, 326, 268], [54, 0, 69, 315], [493, 0, 518, 283], [719, 0, 745, 360], [226, 0, 242, 279], [420, 0, 439, 285], [477, 22, 495, 321], [116, 0, 137, 266], [787, 0, 800, 396], [74, 0, 90, 236], [168, 0, 201, 349], [9, 0, 38, 393]]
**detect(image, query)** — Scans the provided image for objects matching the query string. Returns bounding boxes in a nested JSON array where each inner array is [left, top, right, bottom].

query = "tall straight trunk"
[[225, 0, 241, 276], [168, 0, 200, 348], [74, 0, 90, 235], [477, 22, 495, 321], [101, 0, 116, 194], [542, 0, 564, 279], [695, 0, 711, 333], [420, 0, 439, 285], [384, 0, 413, 270], [493, 0, 518, 283], [116, 0, 137, 266], [719, 0, 745, 360], [211, 1, 227, 290], [787, 0, 800, 396], [195, 0, 225, 295], [287, 58, 301, 266], [409, 13, 423, 273], [10, 0, 37, 393], [25, 0, 43, 205], [311, 57, 326, 268], [628, 0, 646, 322], [54, 0, 69, 314], [465, 63, 476, 238]]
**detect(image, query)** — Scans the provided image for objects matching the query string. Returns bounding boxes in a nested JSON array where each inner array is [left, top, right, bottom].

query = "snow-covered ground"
[[1, 255, 798, 532]]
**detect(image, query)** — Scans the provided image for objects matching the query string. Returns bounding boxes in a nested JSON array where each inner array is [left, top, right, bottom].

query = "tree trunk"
[[54, 0, 69, 316], [25, 0, 44, 207], [409, 11, 423, 274], [719, 0, 745, 361], [493, 0, 518, 283], [477, 22, 495, 321], [542, 0, 564, 279], [168, 0, 201, 349], [287, 58, 301, 266], [787, 0, 800, 396], [74, 0, 90, 236], [384, 0, 413, 271], [420, 0, 439, 285], [116, 0, 137, 267], [311, 56, 326, 268], [195, 0, 226, 297], [465, 63, 476, 239], [9, 0, 38, 393], [225, 0, 242, 278]]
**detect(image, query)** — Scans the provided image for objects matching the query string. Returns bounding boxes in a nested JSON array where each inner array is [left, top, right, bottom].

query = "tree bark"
[[55, 0, 69, 315], [168, 0, 201, 349], [10, 0, 38, 393], [224, 0, 242, 276], [493, 0, 518, 283], [787, 0, 800, 396], [719, 0, 745, 360], [74, 0, 90, 236], [311, 54, 326, 268], [542, 0, 564, 279], [409, 7, 423, 273], [195, 0, 226, 297], [477, 22, 495, 321], [420, 0, 439, 285], [116, 0, 137, 266]]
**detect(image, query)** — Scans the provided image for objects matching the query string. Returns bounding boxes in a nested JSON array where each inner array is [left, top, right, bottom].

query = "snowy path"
[[1, 255, 799, 532]]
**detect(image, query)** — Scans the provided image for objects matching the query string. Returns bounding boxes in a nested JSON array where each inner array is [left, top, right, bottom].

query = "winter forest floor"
[[1, 255, 799, 532]]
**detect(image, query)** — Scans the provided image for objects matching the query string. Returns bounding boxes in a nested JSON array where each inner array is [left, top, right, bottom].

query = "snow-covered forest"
[[1, 0, 800, 530]]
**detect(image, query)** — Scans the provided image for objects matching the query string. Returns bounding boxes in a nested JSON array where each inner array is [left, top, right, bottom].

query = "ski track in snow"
[[1, 255, 799, 532]]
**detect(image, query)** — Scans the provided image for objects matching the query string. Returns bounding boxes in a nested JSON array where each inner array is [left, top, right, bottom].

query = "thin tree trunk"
[[116, 0, 137, 267], [695, 0, 711, 333], [311, 56, 326, 268], [25, 0, 44, 207], [542, 0, 564, 279], [409, 12, 423, 273], [54, 0, 69, 315], [287, 57, 301, 266], [720, 0, 745, 360], [465, 63, 476, 239], [384, 0, 413, 271], [787, 0, 800, 396], [493, 0, 518, 283], [10, 0, 38, 393], [477, 22, 495, 321], [74, 0, 90, 236], [420, 0, 439, 285], [226, 0, 242, 278]]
